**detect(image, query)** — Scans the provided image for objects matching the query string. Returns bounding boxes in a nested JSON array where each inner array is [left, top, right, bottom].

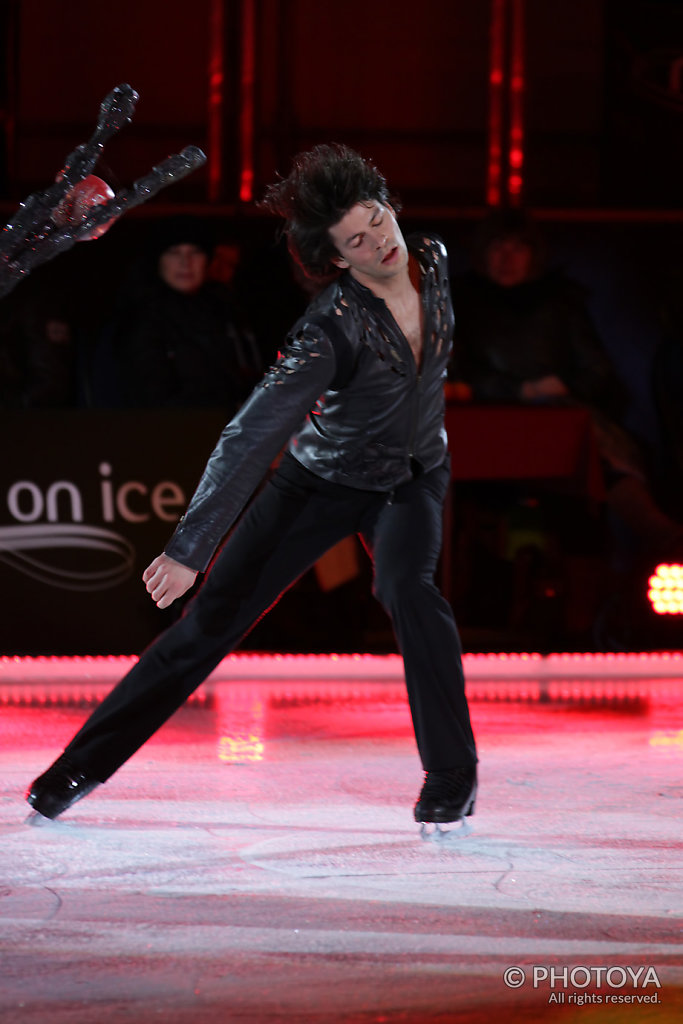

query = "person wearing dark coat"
[[449, 210, 683, 648], [92, 216, 261, 413], [449, 209, 682, 565]]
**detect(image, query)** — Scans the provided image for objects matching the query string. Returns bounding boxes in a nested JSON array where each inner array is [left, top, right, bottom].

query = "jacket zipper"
[[407, 283, 429, 469], [408, 369, 423, 467]]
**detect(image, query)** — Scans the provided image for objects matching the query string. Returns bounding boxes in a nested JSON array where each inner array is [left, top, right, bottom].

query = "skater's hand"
[[143, 554, 197, 609]]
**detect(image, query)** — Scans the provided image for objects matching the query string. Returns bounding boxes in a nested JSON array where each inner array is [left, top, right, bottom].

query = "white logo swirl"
[[0, 524, 135, 590]]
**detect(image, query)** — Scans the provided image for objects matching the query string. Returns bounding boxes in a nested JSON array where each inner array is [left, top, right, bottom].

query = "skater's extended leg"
[[27, 466, 361, 817]]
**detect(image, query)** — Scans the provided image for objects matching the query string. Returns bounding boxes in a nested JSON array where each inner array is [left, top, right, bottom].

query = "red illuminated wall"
[[3, 0, 614, 210], [12, 0, 212, 198], [4, 0, 682, 210]]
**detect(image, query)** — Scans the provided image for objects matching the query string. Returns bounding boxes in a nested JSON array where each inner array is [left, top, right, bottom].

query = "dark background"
[[1, 0, 683, 654], [1, 0, 680, 436], [4, 0, 681, 209]]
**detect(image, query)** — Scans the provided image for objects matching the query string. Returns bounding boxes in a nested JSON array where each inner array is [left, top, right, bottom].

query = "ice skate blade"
[[25, 809, 57, 827], [419, 818, 472, 842]]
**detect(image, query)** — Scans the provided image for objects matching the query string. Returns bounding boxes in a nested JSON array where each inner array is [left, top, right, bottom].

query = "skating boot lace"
[[414, 765, 477, 824]]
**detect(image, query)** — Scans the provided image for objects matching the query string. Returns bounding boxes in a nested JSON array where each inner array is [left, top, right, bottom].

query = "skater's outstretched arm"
[[142, 554, 197, 609]]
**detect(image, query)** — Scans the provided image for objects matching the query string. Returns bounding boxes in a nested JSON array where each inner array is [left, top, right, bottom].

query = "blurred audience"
[[651, 260, 683, 521], [0, 315, 25, 408], [90, 216, 261, 412], [450, 209, 630, 440], [0, 285, 83, 408], [448, 208, 683, 646]]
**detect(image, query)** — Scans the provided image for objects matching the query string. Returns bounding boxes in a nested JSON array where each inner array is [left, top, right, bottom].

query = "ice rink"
[[1, 653, 682, 1023]]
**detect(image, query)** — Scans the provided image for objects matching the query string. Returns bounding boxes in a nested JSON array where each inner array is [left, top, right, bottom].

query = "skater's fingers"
[[144, 567, 164, 595], [149, 574, 169, 603], [142, 554, 165, 583], [154, 578, 183, 609], [145, 559, 197, 608], [155, 585, 174, 609]]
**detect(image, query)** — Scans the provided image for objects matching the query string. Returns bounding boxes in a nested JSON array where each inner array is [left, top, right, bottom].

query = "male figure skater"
[[27, 144, 478, 832]]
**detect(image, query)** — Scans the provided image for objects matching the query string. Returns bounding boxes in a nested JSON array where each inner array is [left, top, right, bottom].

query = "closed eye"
[[350, 215, 384, 249], [346, 205, 385, 249]]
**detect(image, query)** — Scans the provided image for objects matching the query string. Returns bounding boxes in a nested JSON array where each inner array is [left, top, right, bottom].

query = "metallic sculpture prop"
[[0, 83, 207, 299]]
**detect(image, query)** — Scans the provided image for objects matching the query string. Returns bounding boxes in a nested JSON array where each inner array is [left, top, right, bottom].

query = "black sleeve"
[[164, 325, 338, 571]]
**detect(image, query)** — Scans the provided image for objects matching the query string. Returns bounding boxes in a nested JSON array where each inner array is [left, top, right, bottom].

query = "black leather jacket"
[[165, 234, 453, 571]]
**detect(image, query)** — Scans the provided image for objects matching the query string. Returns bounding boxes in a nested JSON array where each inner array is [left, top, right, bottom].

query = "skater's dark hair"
[[260, 143, 399, 286]]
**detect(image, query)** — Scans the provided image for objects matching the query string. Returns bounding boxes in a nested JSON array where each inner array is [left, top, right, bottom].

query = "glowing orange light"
[[649, 730, 683, 748], [215, 691, 265, 763], [647, 562, 683, 614], [218, 734, 264, 763]]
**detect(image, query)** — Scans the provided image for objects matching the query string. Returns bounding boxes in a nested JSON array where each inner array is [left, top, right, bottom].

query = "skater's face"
[[328, 202, 408, 287], [158, 243, 209, 294]]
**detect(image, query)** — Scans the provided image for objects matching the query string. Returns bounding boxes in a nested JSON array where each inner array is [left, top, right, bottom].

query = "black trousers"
[[63, 453, 477, 782]]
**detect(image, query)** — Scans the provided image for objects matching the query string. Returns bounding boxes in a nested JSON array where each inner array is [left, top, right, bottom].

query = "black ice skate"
[[26, 757, 100, 822], [414, 766, 477, 841]]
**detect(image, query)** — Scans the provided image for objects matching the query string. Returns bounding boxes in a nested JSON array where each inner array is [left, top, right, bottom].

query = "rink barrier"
[[0, 651, 681, 706]]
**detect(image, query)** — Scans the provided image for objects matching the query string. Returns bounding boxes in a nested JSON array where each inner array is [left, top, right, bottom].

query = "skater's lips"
[[381, 246, 398, 264]]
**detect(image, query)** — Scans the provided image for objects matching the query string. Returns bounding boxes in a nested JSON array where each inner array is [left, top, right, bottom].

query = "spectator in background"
[[449, 208, 683, 645], [0, 306, 26, 408], [450, 209, 628, 422], [651, 260, 683, 521], [0, 285, 82, 408], [91, 216, 261, 412]]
